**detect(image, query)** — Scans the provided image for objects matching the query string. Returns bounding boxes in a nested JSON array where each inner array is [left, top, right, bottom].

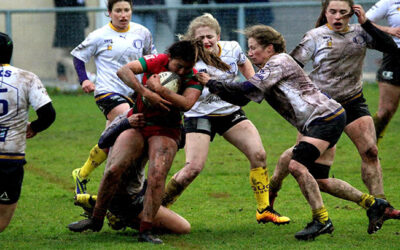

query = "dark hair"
[[167, 40, 230, 72], [244, 25, 286, 53], [315, 0, 354, 27], [0, 32, 13, 64], [107, 0, 132, 12]]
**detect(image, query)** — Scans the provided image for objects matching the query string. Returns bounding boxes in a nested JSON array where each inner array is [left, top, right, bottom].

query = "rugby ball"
[[142, 71, 181, 107]]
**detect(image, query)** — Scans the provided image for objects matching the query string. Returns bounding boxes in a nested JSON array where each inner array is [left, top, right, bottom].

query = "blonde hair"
[[180, 13, 221, 40], [244, 25, 286, 53]]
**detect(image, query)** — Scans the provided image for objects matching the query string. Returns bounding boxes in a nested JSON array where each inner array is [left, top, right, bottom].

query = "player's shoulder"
[[220, 40, 240, 50], [129, 22, 151, 35]]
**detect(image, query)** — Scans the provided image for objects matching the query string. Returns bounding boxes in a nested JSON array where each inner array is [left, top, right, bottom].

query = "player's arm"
[[146, 74, 201, 111], [353, 5, 398, 53], [197, 72, 254, 106], [73, 57, 95, 93], [117, 61, 172, 111], [98, 112, 145, 149], [238, 58, 255, 80], [27, 102, 56, 138]]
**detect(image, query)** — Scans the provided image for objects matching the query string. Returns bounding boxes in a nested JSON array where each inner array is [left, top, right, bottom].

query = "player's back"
[[0, 64, 51, 157]]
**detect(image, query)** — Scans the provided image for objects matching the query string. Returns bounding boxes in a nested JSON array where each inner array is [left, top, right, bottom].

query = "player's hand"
[[127, 113, 145, 128], [389, 27, 400, 38], [143, 89, 172, 111], [196, 72, 211, 85], [81, 80, 95, 93], [26, 122, 37, 139], [146, 74, 162, 93], [353, 5, 367, 24]]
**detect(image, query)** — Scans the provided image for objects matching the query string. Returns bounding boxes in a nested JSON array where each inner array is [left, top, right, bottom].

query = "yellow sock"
[[162, 178, 186, 208], [358, 193, 376, 209], [312, 206, 329, 224], [74, 194, 97, 208], [250, 167, 270, 212], [79, 144, 107, 179]]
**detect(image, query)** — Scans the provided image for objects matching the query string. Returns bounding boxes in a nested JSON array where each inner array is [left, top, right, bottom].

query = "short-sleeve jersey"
[[136, 54, 202, 128], [366, 0, 400, 47], [0, 64, 51, 163], [244, 53, 343, 132], [71, 22, 157, 97], [290, 24, 376, 103], [185, 41, 247, 117]]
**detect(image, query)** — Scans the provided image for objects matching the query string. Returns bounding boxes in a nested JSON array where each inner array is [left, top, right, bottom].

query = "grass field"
[[1, 83, 400, 249]]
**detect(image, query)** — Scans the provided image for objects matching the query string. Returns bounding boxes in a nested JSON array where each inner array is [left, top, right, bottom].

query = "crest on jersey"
[[133, 39, 143, 49]]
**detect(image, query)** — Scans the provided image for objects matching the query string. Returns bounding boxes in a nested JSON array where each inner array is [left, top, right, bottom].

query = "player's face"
[[325, 1, 352, 32], [194, 26, 220, 55], [247, 38, 272, 67], [168, 58, 195, 76], [109, 1, 132, 30]]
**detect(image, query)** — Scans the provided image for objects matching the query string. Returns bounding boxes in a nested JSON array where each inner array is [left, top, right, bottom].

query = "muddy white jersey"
[[0, 64, 51, 159], [71, 22, 157, 97], [185, 41, 247, 117], [244, 53, 343, 131], [290, 24, 377, 103], [366, 0, 400, 47]]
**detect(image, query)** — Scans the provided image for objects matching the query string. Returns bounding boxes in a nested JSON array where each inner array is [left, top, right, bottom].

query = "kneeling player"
[[68, 155, 190, 237]]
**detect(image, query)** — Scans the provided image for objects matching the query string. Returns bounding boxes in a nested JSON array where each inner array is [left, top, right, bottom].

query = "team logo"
[[323, 36, 333, 47], [353, 35, 367, 45], [382, 71, 394, 80], [133, 39, 143, 49], [227, 62, 237, 74], [104, 39, 113, 50], [0, 192, 10, 202]]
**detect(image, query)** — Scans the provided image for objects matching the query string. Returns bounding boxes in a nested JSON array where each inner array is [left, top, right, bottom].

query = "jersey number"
[[0, 88, 9, 116]]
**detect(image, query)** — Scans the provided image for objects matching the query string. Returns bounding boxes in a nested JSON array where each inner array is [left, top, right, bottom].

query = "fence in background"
[[0, 1, 380, 83]]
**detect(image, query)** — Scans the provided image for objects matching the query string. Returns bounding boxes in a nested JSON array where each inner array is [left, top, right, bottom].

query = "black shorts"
[[108, 181, 146, 222], [0, 162, 25, 204], [95, 93, 133, 118], [376, 53, 400, 86], [302, 111, 346, 148], [184, 109, 248, 141], [341, 94, 371, 125]]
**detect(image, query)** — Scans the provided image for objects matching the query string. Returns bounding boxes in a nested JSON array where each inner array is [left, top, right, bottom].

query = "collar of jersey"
[[109, 22, 130, 33], [217, 43, 222, 57], [326, 23, 350, 33]]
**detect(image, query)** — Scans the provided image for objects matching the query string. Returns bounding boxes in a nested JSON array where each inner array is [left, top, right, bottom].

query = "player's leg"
[[69, 128, 145, 233], [0, 163, 24, 232], [0, 203, 17, 233], [309, 146, 389, 234], [73, 101, 130, 194], [288, 137, 334, 240], [345, 116, 384, 197], [162, 117, 212, 208], [269, 133, 302, 208], [140, 135, 177, 244], [223, 119, 290, 224], [151, 206, 191, 234], [373, 81, 400, 142]]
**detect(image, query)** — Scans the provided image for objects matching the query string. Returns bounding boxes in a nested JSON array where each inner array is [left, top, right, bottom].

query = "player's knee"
[[362, 145, 379, 162], [291, 141, 320, 166], [185, 161, 205, 180], [250, 148, 267, 167], [316, 178, 330, 192], [178, 221, 191, 234]]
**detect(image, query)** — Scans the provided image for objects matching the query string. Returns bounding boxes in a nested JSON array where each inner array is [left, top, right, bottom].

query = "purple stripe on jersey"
[[73, 57, 88, 85]]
